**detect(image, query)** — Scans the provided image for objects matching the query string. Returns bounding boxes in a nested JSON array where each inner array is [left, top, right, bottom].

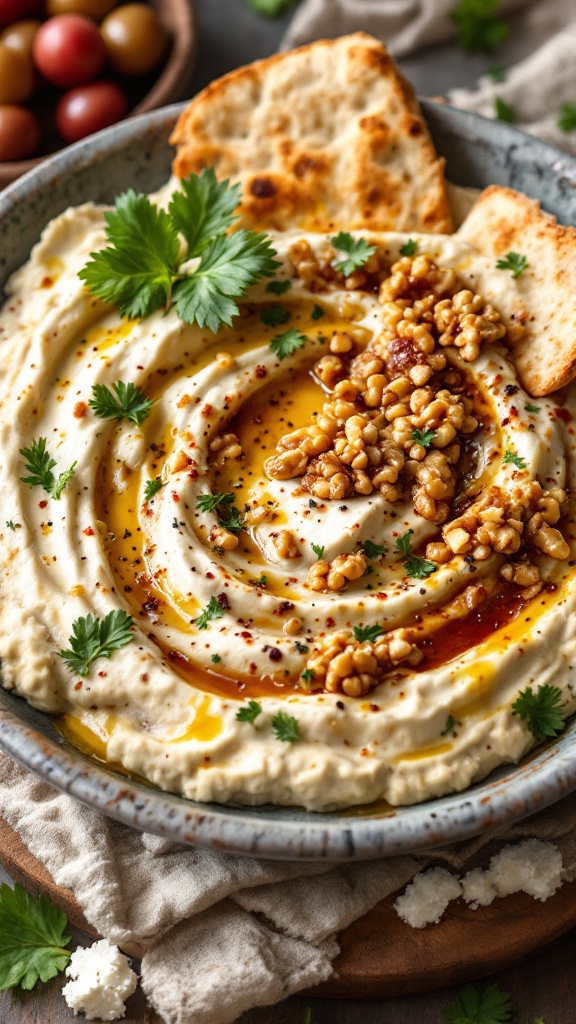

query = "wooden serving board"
[[2, 815, 576, 999]]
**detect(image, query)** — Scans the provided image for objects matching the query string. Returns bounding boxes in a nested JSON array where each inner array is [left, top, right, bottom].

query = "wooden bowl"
[[0, 0, 196, 189]]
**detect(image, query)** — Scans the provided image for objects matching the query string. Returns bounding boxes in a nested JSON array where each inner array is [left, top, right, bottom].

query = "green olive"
[[0, 19, 41, 57], [0, 43, 34, 103], [46, 0, 117, 22], [100, 3, 168, 77]]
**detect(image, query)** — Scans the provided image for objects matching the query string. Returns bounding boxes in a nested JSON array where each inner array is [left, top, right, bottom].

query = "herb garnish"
[[211, 653, 222, 664], [270, 328, 307, 361], [59, 609, 134, 676], [196, 492, 235, 514], [246, 0, 291, 15], [330, 231, 377, 276], [444, 983, 513, 1024], [271, 711, 300, 742], [512, 684, 565, 741], [525, 403, 541, 414], [399, 238, 418, 257], [144, 477, 163, 502], [487, 66, 507, 82], [311, 543, 325, 560], [300, 669, 315, 688], [502, 449, 526, 470], [261, 304, 290, 327], [195, 596, 226, 630], [363, 540, 386, 559], [411, 427, 437, 448], [79, 169, 279, 333], [89, 381, 153, 426], [295, 641, 309, 654], [266, 279, 291, 296], [495, 251, 528, 278], [5, 521, 19, 531], [450, 0, 509, 53], [235, 699, 262, 723], [196, 492, 245, 533], [20, 438, 76, 500], [557, 103, 576, 133], [494, 96, 516, 123], [441, 715, 461, 737], [353, 624, 383, 643], [396, 529, 438, 579], [0, 883, 71, 991], [311, 304, 324, 320]]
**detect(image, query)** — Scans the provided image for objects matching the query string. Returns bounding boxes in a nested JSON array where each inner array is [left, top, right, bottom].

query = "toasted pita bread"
[[458, 185, 576, 397], [170, 33, 452, 235]]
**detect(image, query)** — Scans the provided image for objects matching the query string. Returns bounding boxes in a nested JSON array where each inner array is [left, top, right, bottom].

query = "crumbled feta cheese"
[[489, 839, 563, 901], [394, 867, 461, 928], [461, 866, 498, 909], [62, 938, 137, 1021]]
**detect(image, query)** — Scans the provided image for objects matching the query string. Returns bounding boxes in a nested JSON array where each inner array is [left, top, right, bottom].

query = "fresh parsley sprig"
[[195, 596, 226, 630], [444, 982, 513, 1024], [19, 438, 76, 500], [557, 103, 576, 133], [399, 238, 418, 257], [396, 529, 438, 579], [196, 492, 245, 534], [502, 449, 526, 470], [494, 96, 516, 123], [59, 609, 134, 676], [235, 699, 262, 723], [196, 492, 235, 514], [331, 231, 377, 277], [89, 381, 153, 426], [363, 540, 386, 559], [144, 477, 163, 502], [311, 543, 325, 560], [79, 169, 280, 333], [512, 684, 565, 742], [0, 883, 71, 991], [271, 711, 300, 742], [411, 427, 437, 448], [450, 0, 509, 53], [270, 328, 307, 361], [495, 251, 528, 278], [354, 624, 383, 643]]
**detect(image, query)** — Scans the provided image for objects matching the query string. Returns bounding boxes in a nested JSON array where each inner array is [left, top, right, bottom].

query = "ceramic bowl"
[[1, 102, 576, 861]]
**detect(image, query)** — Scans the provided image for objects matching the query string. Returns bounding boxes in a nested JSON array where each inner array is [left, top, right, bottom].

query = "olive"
[[46, 0, 118, 22], [56, 79, 128, 142], [0, 104, 40, 160], [33, 14, 106, 88], [0, 42, 34, 103], [0, 18, 41, 57], [100, 3, 168, 77]]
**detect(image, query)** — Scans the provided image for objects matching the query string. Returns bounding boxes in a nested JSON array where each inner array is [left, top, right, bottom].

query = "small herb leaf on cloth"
[[19, 437, 76, 500], [271, 711, 300, 742], [270, 328, 307, 361], [494, 96, 516, 123], [235, 699, 262, 723], [246, 0, 292, 15], [557, 103, 576, 133], [444, 982, 513, 1024], [495, 251, 528, 278], [330, 231, 377, 276], [512, 684, 565, 741], [450, 0, 509, 54], [0, 883, 71, 991], [59, 610, 134, 676], [89, 381, 153, 426]]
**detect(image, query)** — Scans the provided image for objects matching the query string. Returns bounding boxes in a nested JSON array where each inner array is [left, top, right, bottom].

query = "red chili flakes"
[[240, 630, 252, 639], [73, 681, 82, 691], [83, 526, 94, 536], [73, 401, 87, 418], [255, 365, 267, 379], [274, 600, 295, 616], [217, 592, 230, 610], [172, 491, 180, 502], [326, 617, 335, 627], [555, 407, 572, 423], [40, 276, 53, 288], [39, 500, 48, 509]]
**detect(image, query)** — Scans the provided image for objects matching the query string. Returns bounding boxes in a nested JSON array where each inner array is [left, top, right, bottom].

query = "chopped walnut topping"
[[304, 627, 421, 696], [306, 551, 367, 592]]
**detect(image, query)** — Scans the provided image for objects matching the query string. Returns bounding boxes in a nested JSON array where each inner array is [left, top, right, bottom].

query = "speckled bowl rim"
[[1, 101, 576, 862]]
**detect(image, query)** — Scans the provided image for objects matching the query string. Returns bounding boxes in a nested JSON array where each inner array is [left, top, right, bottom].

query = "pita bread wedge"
[[170, 33, 452, 235], [458, 185, 576, 397]]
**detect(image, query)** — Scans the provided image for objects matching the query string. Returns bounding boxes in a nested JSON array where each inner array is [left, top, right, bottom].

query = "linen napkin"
[[284, 0, 576, 156], [2, 746, 576, 1024]]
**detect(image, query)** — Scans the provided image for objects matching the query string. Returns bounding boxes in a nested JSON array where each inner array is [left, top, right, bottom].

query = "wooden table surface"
[[2, 2, 576, 1022]]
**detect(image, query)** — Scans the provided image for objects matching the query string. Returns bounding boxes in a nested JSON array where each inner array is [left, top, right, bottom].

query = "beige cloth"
[[284, 0, 576, 156], [2, 749, 576, 1024]]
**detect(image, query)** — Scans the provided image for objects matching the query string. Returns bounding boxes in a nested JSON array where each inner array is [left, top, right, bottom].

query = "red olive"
[[0, 104, 40, 160], [56, 80, 128, 142], [33, 13, 106, 88]]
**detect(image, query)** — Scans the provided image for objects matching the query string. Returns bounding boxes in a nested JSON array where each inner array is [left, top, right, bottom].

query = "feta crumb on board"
[[62, 938, 137, 1021], [395, 839, 563, 927]]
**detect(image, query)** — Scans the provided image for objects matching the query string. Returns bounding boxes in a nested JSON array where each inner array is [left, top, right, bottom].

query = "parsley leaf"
[[503, 449, 526, 469], [487, 66, 507, 82], [266, 279, 291, 296], [450, 0, 509, 53], [59, 609, 134, 676], [363, 540, 386, 559], [311, 304, 324, 320], [19, 438, 76, 500], [79, 190, 180, 318], [557, 103, 576, 133], [144, 477, 163, 502], [444, 983, 513, 1024], [441, 715, 461, 737], [300, 669, 315, 688], [399, 238, 418, 257], [270, 328, 307, 361], [196, 492, 235, 514], [89, 381, 153, 426], [311, 543, 325, 560], [246, 0, 292, 15], [220, 503, 245, 534], [395, 529, 438, 579], [211, 653, 221, 664], [235, 699, 262, 723], [195, 596, 226, 630], [0, 883, 71, 991], [512, 684, 565, 742], [411, 427, 437, 448], [354, 624, 383, 643], [271, 711, 300, 742], [496, 251, 528, 278], [494, 96, 516, 123], [261, 304, 290, 327], [331, 231, 377, 276], [168, 167, 239, 257], [5, 521, 19, 531], [525, 403, 541, 414]]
